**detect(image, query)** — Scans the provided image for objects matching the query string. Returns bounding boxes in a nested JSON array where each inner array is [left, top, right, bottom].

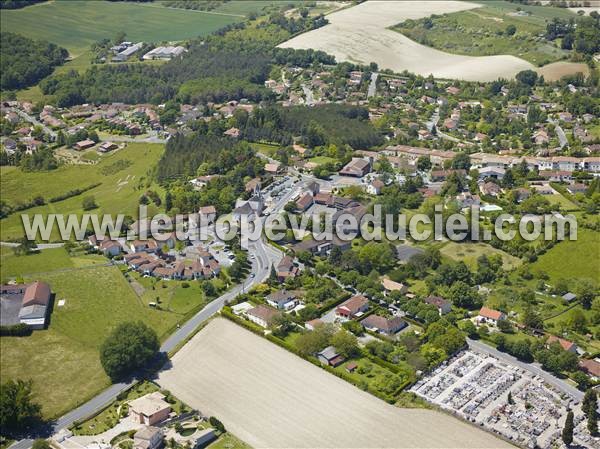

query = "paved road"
[[9, 234, 281, 449], [11, 108, 56, 138], [301, 84, 315, 106], [367, 72, 379, 98], [468, 338, 583, 402], [548, 118, 568, 149]]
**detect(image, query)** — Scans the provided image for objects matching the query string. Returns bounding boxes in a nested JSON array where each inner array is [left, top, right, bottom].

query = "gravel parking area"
[[157, 319, 510, 449]]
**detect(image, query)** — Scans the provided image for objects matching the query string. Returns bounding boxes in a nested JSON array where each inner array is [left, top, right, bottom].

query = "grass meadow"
[[0, 143, 164, 241], [0, 247, 209, 419], [530, 229, 600, 283], [439, 241, 522, 271]]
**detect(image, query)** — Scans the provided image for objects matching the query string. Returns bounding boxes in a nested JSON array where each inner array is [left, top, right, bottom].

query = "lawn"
[[308, 156, 337, 165], [0, 258, 191, 419], [0, 246, 74, 279], [208, 432, 252, 449], [439, 241, 522, 271], [530, 229, 600, 283], [546, 193, 579, 211], [394, 1, 575, 66], [0, 143, 164, 241], [0, 1, 240, 57]]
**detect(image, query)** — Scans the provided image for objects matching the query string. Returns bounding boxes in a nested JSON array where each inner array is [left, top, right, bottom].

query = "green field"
[[0, 247, 208, 418], [394, 1, 575, 66], [530, 229, 600, 283], [0, 0, 241, 57], [0, 143, 164, 241], [439, 241, 522, 271]]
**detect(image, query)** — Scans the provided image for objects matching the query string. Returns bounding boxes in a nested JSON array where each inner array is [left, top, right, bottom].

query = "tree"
[[507, 391, 514, 405], [209, 416, 225, 433], [450, 152, 471, 171], [572, 371, 590, 391], [82, 195, 97, 211], [12, 235, 36, 256], [505, 24, 517, 36], [416, 156, 431, 172], [331, 330, 360, 358], [575, 279, 597, 310], [589, 407, 598, 435], [583, 389, 598, 418], [295, 323, 335, 357], [99, 321, 159, 381], [0, 379, 42, 434], [497, 319, 514, 334], [562, 410, 574, 446], [515, 70, 538, 87]]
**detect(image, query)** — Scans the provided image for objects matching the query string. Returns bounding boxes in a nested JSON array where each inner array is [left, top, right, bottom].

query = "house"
[[246, 305, 279, 328], [295, 192, 313, 212], [430, 169, 465, 182], [335, 295, 369, 320], [345, 362, 358, 373], [562, 292, 577, 303], [478, 166, 505, 181], [579, 359, 600, 381], [366, 179, 384, 196], [547, 335, 578, 353], [424, 296, 452, 315], [317, 346, 345, 367], [446, 86, 461, 95], [74, 139, 95, 151], [98, 141, 118, 153], [0, 281, 52, 330], [265, 162, 282, 175], [129, 392, 171, 426], [198, 205, 217, 224], [305, 318, 324, 331], [476, 307, 506, 326], [133, 426, 163, 449], [443, 118, 458, 131], [224, 124, 241, 137], [99, 239, 122, 257], [455, 192, 480, 209], [266, 290, 298, 311], [533, 129, 549, 145], [130, 240, 159, 253], [339, 158, 371, 177], [232, 301, 254, 316], [381, 278, 408, 296], [245, 178, 261, 193], [276, 256, 299, 282], [361, 314, 407, 335], [479, 181, 501, 197]]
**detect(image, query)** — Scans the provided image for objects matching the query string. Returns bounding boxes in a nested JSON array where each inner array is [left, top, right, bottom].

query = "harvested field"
[[536, 61, 591, 82], [157, 318, 511, 449], [278, 1, 534, 82]]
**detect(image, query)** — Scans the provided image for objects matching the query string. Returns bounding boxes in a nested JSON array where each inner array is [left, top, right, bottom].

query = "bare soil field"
[[536, 61, 591, 81], [157, 318, 511, 449], [278, 1, 535, 82]]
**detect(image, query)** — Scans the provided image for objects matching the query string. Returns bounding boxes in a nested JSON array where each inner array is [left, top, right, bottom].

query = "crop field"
[[157, 318, 510, 449], [0, 143, 164, 241], [279, 1, 537, 82], [0, 0, 240, 56], [394, 1, 574, 66]]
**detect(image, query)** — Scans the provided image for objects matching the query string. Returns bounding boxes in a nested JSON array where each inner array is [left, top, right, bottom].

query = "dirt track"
[[157, 318, 512, 449], [278, 1, 534, 82]]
